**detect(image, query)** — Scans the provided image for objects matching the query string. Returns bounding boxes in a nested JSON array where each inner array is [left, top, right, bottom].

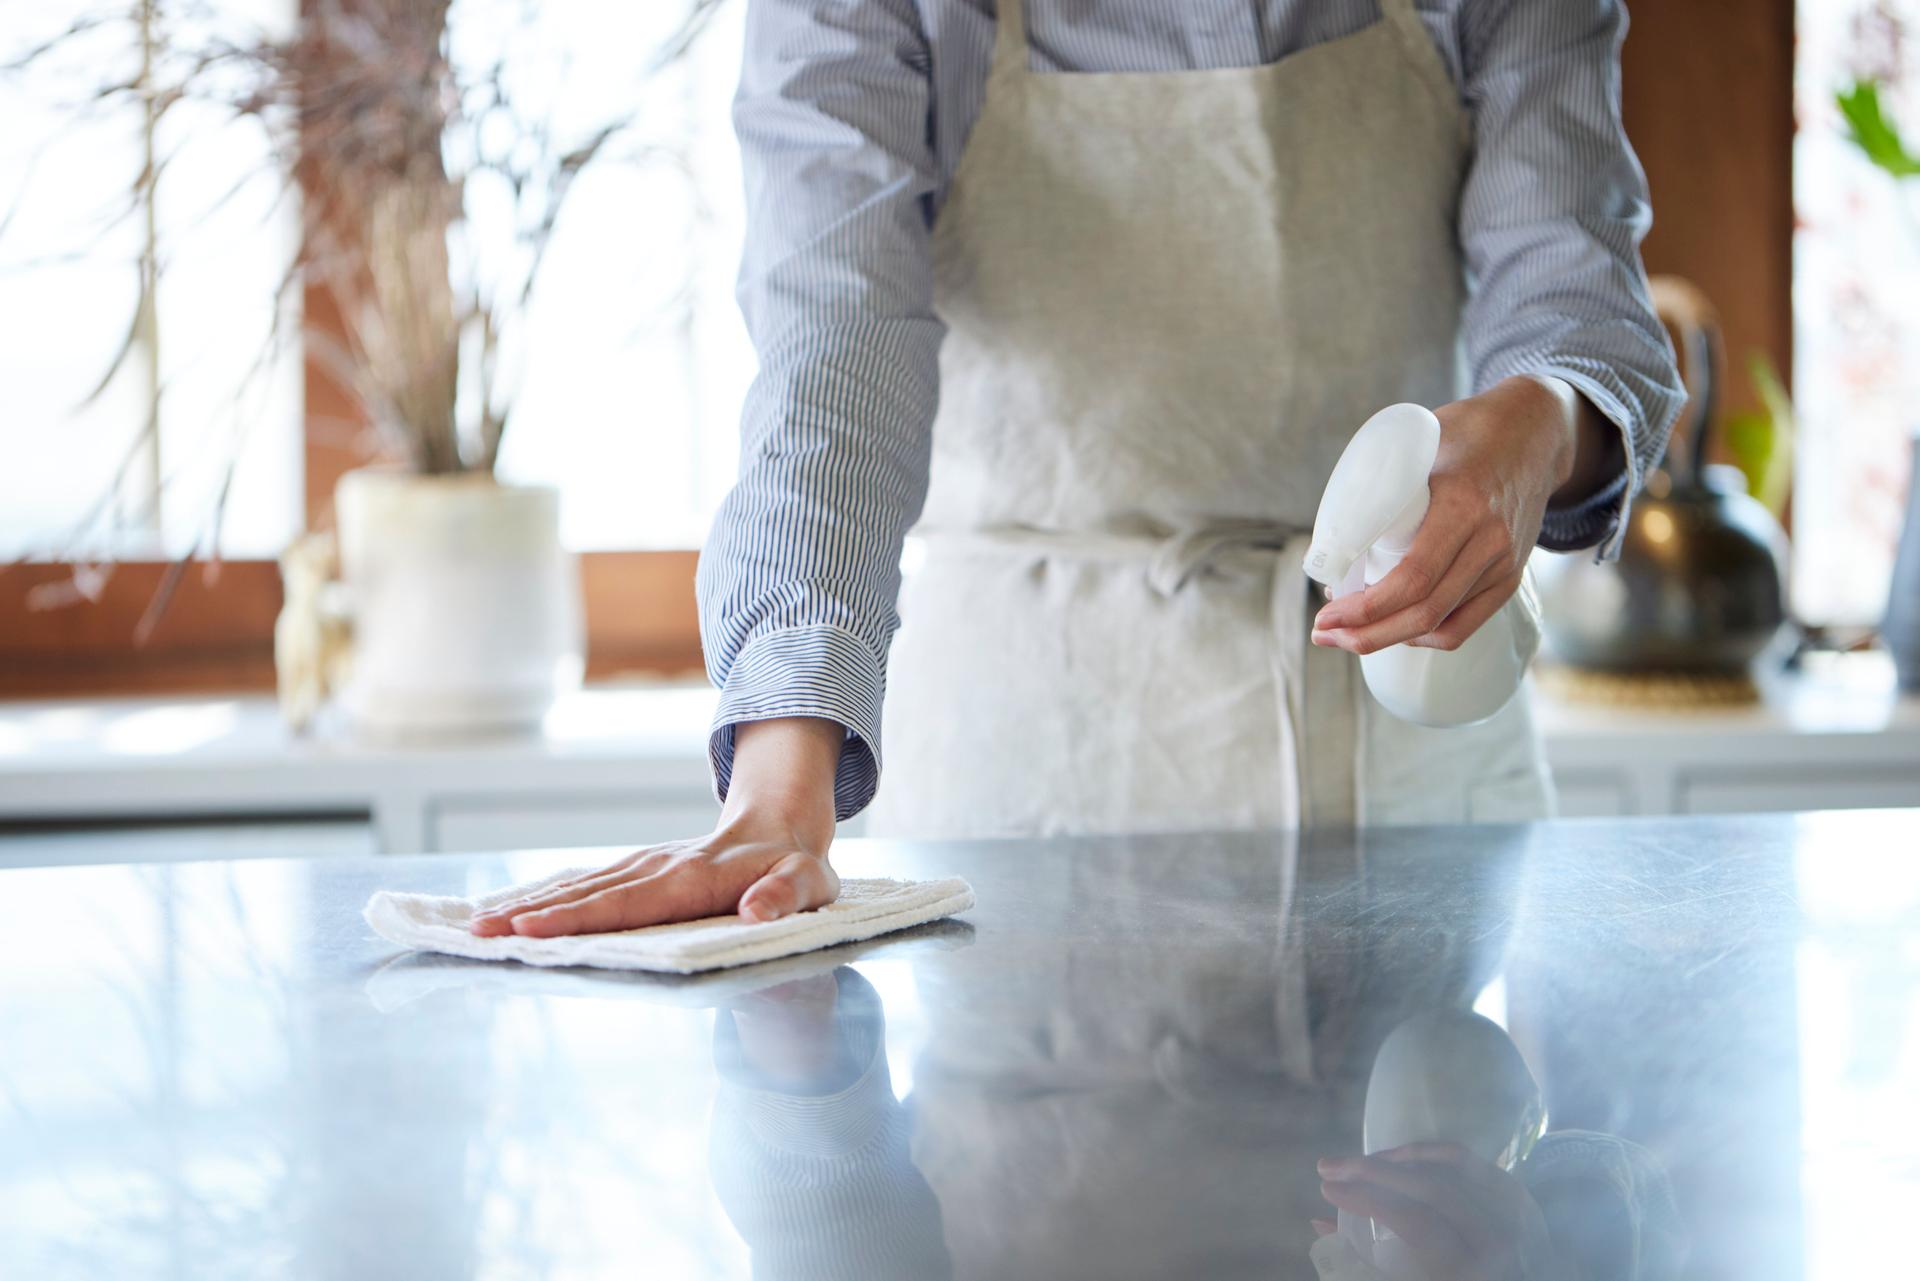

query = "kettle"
[[1534, 278, 1789, 674]]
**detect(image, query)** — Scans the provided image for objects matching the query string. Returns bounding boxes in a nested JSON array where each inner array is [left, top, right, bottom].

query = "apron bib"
[[868, 0, 1553, 838]]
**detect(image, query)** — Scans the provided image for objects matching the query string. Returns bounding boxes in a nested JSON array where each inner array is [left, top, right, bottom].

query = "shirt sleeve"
[[695, 0, 943, 820], [1455, 0, 1688, 558]]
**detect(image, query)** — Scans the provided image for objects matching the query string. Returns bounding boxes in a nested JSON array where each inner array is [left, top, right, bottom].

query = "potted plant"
[[8, 0, 720, 734]]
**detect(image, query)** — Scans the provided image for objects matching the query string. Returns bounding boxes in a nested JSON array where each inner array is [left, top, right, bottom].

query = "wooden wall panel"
[[0, 562, 281, 697], [1620, 0, 1797, 413]]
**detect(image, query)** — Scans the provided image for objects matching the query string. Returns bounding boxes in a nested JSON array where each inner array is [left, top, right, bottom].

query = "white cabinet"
[[429, 794, 720, 854], [1537, 654, 1920, 821], [0, 819, 376, 869], [1548, 772, 1635, 818], [0, 660, 1916, 865], [1679, 771, 1920, 816]]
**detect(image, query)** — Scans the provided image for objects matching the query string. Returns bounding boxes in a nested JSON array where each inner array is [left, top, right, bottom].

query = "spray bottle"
[[1303, 404, 1541, 728]]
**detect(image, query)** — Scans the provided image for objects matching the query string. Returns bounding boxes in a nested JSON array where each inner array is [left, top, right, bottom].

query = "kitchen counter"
[[3, 810, 1915, 1279], [2, 653, 1917, 864]]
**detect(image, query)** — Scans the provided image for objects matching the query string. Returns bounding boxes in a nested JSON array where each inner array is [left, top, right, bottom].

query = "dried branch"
[[650, 0, 730, 73]]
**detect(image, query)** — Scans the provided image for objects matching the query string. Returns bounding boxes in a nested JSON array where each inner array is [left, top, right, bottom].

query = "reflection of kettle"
[[1536, 278, 1789, 674]]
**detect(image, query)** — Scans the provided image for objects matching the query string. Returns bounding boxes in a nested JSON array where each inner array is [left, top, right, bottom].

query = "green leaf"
[[1722, 352, 1795, 519], [1838, 80, 1920, 179]]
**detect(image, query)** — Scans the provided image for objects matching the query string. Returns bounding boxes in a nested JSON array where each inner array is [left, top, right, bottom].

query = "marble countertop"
[[3, 810, 1915, 1279]]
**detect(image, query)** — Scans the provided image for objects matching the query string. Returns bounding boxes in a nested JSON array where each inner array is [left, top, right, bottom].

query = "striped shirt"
[[695, 0, 1687, 820]]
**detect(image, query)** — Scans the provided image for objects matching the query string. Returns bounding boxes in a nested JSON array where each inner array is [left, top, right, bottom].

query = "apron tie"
[[926, 523, 1366, 832], [1144, 522, 1363, 833]]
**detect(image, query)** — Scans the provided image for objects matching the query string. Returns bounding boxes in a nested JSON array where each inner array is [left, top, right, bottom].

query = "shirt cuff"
[[708, 623, 884, 822], [1528, 360, 1643, 561]]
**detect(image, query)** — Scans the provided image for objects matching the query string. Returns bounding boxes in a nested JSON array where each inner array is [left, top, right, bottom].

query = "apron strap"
[[1144, 524, 1365, 831], [991, 0, 1028, 78], [1271, 535, 1364, 831], [1375, 0, 1472, 150]]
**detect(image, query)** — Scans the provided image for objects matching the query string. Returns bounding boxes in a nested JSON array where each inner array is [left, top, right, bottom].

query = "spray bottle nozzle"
[[1303, 404, 1442, 591]]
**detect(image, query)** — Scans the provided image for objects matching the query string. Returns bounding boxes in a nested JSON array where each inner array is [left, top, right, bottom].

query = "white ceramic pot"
[[334, 470, 583, 738]]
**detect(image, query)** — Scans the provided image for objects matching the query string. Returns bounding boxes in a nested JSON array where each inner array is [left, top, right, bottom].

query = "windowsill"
[[0, 678, 719, 770]]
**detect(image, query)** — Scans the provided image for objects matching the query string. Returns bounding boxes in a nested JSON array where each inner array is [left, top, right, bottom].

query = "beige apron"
[[867, 0, 1554, 839]]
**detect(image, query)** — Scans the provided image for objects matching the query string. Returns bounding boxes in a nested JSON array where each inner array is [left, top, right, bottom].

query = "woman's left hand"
[[1316, 1143, 1574, 1281], [1311, 375, 1615, 655], [727, 973, 850, 1092]]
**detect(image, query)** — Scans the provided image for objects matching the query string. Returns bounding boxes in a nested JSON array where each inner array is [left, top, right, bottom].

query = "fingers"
[[1319, 1155, 1496, 1256], [1314, 521, 1508, 656], [739, 851, 840, 923], [469, 850, 664, 936], [1378, 1142, 1471, 1166], [1377, 1143, 1532, 1222], [509, 872, 712, 938], [464, 828, 839, 939], [1316, 509, 1473, 633], [1405, 572, 1520, 651], [1318, 1176, 1472, 1274], [1311, 1218, 1336, 1238]]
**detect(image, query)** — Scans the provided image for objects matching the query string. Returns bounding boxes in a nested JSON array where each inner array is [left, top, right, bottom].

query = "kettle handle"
[[1647, 276, 1722, 486]]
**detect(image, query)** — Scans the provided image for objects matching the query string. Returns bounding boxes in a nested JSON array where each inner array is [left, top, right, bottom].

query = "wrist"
[[1511, 373, 1624, 505], [719, 716, 843, 849], [1498, 374, 1581, 491]]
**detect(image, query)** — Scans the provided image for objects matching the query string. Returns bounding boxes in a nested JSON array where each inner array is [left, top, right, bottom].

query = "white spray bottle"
[[1303, 404, 1541, 728]]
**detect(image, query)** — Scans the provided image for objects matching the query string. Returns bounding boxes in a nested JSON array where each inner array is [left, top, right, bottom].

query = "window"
[[2, 1, 748, 562], [3, 2, 746, 692], [1794, 0, 1920, 626], [0, 0, 302, 562], [476, 1, 752, 552]]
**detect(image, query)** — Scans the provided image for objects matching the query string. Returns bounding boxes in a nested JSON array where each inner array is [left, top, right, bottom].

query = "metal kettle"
[[1535, 278, 1789, 674]]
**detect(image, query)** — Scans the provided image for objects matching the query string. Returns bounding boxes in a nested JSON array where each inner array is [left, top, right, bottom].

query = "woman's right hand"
[[469, 716, 845, 938], [1316, 1144, 1574, 1281]]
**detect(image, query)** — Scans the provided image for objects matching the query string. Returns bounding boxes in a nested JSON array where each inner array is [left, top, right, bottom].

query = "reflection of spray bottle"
[[1304, 404, 1541, 728], [1310, 1011, 1547, 1281]]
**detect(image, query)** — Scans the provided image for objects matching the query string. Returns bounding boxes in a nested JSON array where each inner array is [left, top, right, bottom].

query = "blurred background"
[[1, 0, 1917, 860]]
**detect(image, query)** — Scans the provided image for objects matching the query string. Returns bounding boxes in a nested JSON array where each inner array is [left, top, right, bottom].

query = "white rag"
[[363, 869, 977, 975]]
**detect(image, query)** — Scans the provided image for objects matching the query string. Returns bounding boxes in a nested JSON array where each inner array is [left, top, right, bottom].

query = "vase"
[[333, 469, 583, 738], [1887, 432, 1920, 692]]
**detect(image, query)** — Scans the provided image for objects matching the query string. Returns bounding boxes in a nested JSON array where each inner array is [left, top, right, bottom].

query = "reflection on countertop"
[[2, 810, 1916, 1279]]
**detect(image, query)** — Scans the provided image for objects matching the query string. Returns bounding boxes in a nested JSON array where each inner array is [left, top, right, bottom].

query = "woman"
[[471, 0, 1682, 941]]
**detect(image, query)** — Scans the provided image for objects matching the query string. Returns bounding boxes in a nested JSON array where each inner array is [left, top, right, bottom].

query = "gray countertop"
[[4, 811, 1916, 1279]]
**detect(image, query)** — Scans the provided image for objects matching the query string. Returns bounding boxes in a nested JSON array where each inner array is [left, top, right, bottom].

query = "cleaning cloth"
[[364, 869, 976, 976]]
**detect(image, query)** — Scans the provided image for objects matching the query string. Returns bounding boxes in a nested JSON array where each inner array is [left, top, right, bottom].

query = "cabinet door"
[[1680, 772, 1920, 816], [429, 795, 720, 854], [0, 819, 376, 869], [1550, 772, 1633, 818]]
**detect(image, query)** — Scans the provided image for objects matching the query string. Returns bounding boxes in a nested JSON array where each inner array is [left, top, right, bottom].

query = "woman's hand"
[[1311, 375, 1621, 655], [469, 716, 844, 938], [1315, 1143, 1574, 1281]]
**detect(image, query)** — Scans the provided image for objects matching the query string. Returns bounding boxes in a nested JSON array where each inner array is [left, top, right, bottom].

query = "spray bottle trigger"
[[1333, 556, 1369, 600]]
